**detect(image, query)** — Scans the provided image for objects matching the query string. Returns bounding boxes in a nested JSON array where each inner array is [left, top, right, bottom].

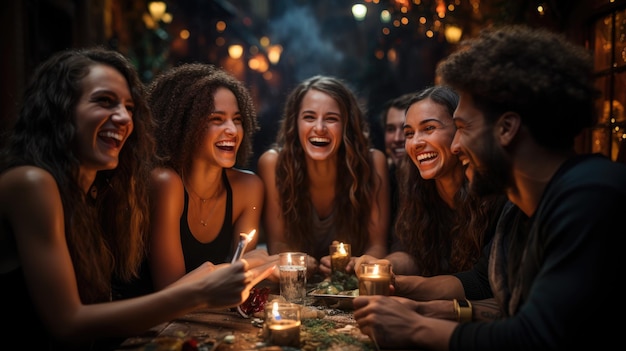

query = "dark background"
[[0, 0, 616, 169]]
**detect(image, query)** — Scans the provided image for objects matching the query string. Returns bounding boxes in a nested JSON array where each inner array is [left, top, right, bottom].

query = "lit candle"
[[278, 252, 307, 304], [330, 242, 351, 274], [265, 302, 301, 347], [231, 229, 256, 263], [358, 262, 391, 296]]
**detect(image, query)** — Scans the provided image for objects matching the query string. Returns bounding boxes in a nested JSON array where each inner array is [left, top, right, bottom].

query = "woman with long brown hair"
[[258, 75, 390, 277]]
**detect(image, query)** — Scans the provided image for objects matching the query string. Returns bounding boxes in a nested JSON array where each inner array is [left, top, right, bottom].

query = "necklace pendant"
[[200, 220, 207, 227]]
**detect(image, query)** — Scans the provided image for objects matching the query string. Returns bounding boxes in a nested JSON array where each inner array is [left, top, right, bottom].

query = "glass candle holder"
[[263, 302, 301, 348], [329, 242, 351, 274], [358, 262, 391, 296], [278, 252, 307, 304]]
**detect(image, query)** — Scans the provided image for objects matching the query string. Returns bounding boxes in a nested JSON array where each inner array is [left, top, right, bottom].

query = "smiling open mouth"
[[309, 137, 330, 147], [216, 140, 236, 151], [98, 131, 123, 148], [417, 152, 437, 163]]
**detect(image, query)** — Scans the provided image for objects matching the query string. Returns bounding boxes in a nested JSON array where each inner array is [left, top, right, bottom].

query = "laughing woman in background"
[[257, 75, 390, 278]]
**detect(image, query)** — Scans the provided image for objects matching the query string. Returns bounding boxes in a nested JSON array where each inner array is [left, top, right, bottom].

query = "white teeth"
[[394, 148, 406, 154], [309, 137, 330, 143], [216, 141, 235, 147], [461, 159, 469, 166], [417, 152, 437, 161], [98, 131, 123, 141]]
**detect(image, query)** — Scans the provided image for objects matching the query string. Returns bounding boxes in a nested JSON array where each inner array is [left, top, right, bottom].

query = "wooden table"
[[115, 301, 378, 351]]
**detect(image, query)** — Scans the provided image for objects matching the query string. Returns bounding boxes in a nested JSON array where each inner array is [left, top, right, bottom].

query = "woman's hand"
[[318, 255, 331, 276], [305, 255, 319, 278], [320, 255, 359, 276], [173, 260, 273, 309], [174, 261, 250, 309]]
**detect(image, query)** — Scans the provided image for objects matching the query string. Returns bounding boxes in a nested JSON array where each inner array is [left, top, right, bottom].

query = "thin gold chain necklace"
[[183, 175, 222, 227]]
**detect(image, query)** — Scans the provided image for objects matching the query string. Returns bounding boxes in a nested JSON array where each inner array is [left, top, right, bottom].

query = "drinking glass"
[[279, 252, 307, 304]]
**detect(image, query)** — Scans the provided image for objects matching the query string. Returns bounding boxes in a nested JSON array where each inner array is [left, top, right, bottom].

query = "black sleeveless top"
[[181, 169, 234, 270]]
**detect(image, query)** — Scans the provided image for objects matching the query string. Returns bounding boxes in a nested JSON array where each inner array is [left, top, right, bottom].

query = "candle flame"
[[338, 242, 347, 255], [287, 252, 292, 265], [240, 229, 256, 243], [272, 301, 282, 320], [373, 264, 379, 276], [246, 229, 256, 243]]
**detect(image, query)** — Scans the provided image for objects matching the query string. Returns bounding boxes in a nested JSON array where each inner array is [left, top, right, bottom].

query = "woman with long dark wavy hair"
[[257, 75, 390, 276], [396, 86, 507, 276], [0, 48, 267, 350]]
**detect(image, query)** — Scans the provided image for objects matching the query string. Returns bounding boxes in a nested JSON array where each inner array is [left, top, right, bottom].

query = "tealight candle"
[[264, 302, 301, 347], [329, 241, 351, 274], [358, 262, 391, 296]]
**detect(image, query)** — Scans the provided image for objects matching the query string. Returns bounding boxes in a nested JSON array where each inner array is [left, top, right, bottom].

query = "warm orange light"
[[148, 1, 166, 22], [268, 45, 283, 64], [445, 25, 463, 44], [228, 45, 244, 59], [245, 229, 256, 244]]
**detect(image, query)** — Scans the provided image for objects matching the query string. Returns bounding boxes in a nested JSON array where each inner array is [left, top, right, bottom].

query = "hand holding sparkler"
[[231, 229, 256, 263]]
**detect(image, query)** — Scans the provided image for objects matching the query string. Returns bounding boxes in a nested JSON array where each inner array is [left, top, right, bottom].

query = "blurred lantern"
[[268, 45, 283, 64], [444, 24, 462, 44], [148, 1, 167, 22], [228, 44, 244, 59]]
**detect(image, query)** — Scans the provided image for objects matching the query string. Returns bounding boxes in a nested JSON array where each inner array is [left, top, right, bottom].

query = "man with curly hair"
[[353, 25, 625, 350]]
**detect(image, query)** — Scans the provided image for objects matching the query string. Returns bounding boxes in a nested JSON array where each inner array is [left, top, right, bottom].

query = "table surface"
[[115, 297, 380, 351]]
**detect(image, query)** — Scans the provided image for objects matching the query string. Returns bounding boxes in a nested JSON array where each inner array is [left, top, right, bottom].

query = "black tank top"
[[181, 169, 234, 270]]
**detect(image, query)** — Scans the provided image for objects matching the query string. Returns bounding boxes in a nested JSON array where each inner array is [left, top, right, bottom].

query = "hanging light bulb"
[[352, 4, 367, 21]]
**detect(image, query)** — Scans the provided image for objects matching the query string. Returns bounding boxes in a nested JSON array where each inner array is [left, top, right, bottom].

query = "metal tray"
[[309, 292, 357, 310]]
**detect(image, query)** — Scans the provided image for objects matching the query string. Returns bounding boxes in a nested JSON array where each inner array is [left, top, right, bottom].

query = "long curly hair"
[[394, 86, 506, 276], [437, 25, 599, 150], [273, 75, 376, 255], [0, 47, 155, 303], [148, 63, 258, 171]]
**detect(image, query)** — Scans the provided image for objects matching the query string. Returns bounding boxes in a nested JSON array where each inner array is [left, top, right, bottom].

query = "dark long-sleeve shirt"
[[450, 154, 625, 350]]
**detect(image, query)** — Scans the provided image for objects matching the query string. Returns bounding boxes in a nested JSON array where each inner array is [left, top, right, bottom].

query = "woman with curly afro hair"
[[143, 63, 276, 292]]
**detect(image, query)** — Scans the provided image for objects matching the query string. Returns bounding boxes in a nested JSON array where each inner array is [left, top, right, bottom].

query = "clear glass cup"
[[278, 252, 307, 304]]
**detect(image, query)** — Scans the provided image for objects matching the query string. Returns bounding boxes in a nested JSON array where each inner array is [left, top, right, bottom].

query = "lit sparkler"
[[231, 229, 256, 263]]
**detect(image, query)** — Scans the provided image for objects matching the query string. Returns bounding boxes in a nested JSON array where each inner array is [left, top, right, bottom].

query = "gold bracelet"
[[453, 299, 472, 323]]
